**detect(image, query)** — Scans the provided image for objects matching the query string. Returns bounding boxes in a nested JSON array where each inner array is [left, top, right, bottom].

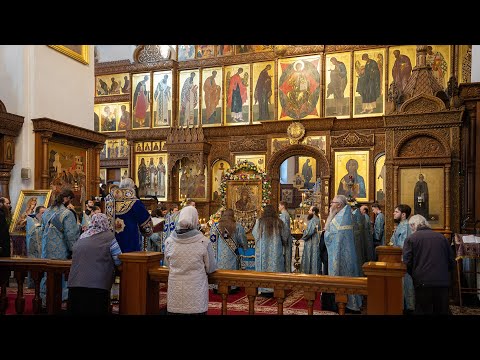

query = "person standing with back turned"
[[164, 206, 217, 315], [402, 214, 454, 315], [68, 213, 122, 315]]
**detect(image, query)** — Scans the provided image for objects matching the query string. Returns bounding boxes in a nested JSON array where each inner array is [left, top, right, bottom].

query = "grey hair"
[[119, 177, 135, 189], [334, 195, 348, 207], [408, 214, 431, 232]]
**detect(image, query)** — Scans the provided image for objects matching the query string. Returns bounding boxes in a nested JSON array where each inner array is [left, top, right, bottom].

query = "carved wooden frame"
[[384, 95, 463, 236], [267, 144, 331, 218], [32, 118, 107, 199]]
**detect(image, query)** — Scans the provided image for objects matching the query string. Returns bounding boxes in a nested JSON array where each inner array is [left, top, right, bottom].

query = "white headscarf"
[[176, 205, 199, 233]]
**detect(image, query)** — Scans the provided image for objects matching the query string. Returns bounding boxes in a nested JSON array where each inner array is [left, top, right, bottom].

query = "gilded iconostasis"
[[96, 45, 471, 231]]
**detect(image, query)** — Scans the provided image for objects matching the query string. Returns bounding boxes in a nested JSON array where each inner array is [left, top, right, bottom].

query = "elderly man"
[[403, 215, 454, 315], [324, 195, 362, 313]]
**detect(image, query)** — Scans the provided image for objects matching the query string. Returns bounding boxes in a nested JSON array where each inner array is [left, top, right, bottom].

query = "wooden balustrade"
[[0, 247, 406, 316], [118, 251, 162, 315], [0, 257, 71, 315]]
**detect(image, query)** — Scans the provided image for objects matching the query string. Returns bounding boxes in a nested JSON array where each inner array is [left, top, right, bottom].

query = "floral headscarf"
[[80, 213, 111, 239]]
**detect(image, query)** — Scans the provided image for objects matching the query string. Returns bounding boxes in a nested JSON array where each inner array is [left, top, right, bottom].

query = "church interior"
[[0, 44, 479, 315]]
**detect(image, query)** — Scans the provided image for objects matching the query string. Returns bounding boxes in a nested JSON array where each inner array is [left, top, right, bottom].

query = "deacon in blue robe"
[[363, 212, 374, 262], [25, 207, 46, 288], [390, 207, 414, 312], [352, 208, 366, 276], [278, 202, 293, 273], [252, 205, 289, 294], [324, 195, 362, 312], [40, 190, 80, 303], [372, 204, 385, 247], [300, 206, 322, 275], [105, 178, 153, 253]]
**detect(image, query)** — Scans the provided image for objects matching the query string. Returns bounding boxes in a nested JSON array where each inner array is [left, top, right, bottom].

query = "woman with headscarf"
[[164, 206, 217, 315], [68, 213, 122, 315]]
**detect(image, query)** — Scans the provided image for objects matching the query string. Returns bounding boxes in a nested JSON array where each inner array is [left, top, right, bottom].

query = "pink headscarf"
[[80, 213, 111, 239]]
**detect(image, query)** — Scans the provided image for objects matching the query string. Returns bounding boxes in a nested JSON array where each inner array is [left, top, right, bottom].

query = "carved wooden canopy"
[[164, 127, 212, 172], [0, 99, 25, 198], [32, 118, 107, 146], [0, 100, 24, 137]]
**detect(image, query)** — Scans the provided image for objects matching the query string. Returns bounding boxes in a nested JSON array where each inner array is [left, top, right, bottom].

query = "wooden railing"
[[118, 246, 406, 315], [0, 246, 406, 315], [0, 257, 71, 315]]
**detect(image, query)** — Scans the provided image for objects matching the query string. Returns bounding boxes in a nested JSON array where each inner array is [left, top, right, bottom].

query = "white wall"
[[33, 46, 94, 129], [0, 45, 94, 206], [472, 45, 480, 82], [95, 45, 135, 63]]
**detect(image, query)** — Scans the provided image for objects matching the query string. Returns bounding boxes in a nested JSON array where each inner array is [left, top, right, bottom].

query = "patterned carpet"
[[155, 284, 337, 315], [5, 286, 480, 315], [449, 305, 480, 315]]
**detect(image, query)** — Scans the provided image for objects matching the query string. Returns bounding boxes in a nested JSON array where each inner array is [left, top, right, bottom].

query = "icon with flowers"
[[219, 160, 271, 208]]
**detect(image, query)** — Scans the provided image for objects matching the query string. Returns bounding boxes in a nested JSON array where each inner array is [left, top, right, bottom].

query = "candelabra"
[[293, 236, 301, 273]]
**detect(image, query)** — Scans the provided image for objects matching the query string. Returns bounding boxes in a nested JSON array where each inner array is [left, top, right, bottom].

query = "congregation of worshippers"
[[1, 44, 473, 315]]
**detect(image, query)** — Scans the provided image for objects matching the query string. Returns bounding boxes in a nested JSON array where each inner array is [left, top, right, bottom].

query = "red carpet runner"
[[5, 286, 337, 315]]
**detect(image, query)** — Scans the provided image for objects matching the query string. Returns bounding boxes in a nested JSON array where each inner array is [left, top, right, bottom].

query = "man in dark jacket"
[[0, 197, 12, 257], [0, 197, 12, 288], [403, 214, 454, 315]]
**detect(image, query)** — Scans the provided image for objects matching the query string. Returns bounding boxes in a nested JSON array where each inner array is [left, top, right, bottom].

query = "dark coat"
[[0, 207, 10, 257], [403, 226, 454, 288]]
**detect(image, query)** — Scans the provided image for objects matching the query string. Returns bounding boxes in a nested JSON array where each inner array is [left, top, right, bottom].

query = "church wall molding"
[[330, 131, 374, 148], [394, 131, 451, 159]]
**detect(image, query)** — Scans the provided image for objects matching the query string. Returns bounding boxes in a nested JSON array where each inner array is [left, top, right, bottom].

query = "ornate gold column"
[[127, 140, 135, 180], [94, 144, 104, 196], [40, 131, 53, 190], [445, 165, 451, 230]]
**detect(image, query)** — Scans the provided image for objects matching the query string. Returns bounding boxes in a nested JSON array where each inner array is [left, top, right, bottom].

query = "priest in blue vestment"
[[40, 189, 80, 304], [390, 204, 414, 313], [324, 195, 362, 312], [300, 206, 322, 275], [209, 208, 248, 270], [105, 178, 153, 253]]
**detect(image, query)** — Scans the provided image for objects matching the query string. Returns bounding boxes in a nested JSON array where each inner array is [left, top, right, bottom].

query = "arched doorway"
[[267, 144, 331, 220]]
